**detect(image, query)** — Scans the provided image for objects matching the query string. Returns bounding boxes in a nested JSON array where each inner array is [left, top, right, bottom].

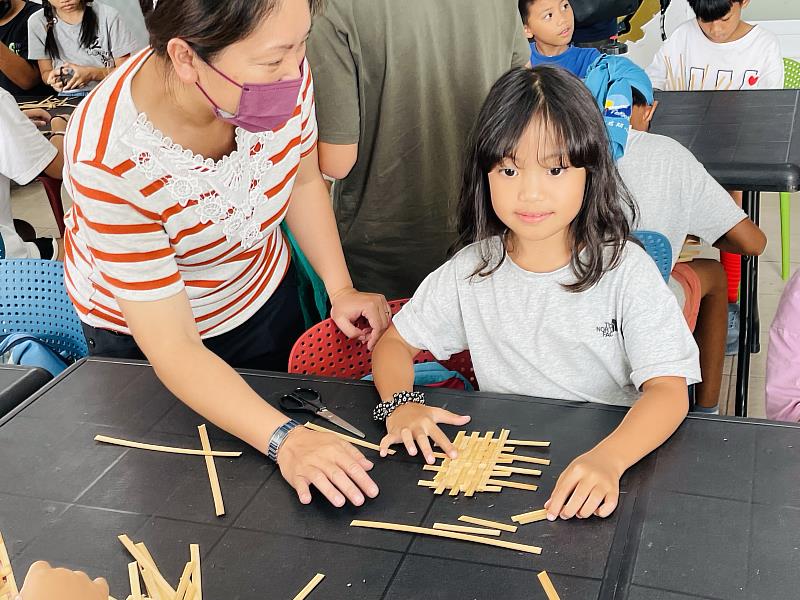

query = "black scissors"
[[279, 388, 365, 438]]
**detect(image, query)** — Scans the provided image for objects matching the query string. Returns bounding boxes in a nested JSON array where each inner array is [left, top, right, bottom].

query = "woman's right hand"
[[276, 427, 380, 507], [380, 403, 471, 463]]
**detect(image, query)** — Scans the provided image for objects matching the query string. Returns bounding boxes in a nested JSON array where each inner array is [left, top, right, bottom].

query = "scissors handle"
[[278, 388, 324, 414]]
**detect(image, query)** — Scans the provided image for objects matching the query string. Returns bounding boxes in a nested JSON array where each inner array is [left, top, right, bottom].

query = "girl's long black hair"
[[42, 0, 99, 61], [454, 65, 638, 293]]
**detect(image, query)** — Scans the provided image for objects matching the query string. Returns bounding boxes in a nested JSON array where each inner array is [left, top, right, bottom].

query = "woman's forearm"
[[284, 176, 353, 296], [149, 340, 290, 453]]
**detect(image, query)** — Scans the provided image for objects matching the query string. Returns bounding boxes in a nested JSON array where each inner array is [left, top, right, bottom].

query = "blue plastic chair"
[[0, 259, 89, 362], [632, 230, 672, 283]]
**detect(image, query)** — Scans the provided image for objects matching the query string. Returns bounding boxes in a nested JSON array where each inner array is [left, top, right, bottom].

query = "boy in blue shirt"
[[518, 0, 601, 78]]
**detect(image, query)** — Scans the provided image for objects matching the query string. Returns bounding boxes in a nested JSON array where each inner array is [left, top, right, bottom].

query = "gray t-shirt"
[[618, 129, 746, 268], [27, 2, 140, 93], [393, 238, 701, 406], [307, 0, 531, 299]]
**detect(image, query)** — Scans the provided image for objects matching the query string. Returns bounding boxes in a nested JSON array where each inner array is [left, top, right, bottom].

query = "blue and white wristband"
[[267, 419, 302, 462]]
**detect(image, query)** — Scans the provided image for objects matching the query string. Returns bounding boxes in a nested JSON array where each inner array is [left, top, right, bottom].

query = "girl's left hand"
[[62, 63, 103, 91], [329, 287, 391, 351], [19, 561, 109, 600], [545, 449, 624, 520]]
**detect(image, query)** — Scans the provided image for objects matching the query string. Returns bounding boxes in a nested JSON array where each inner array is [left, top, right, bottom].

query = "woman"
[[62, 0, 389, 507], [28, 0, 139, 96]]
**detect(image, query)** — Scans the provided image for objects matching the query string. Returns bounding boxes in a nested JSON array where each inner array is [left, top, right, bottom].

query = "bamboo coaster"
[[511, 509, 549, 525], [94, 435, 242, 457], [350, 520, 542, 555], [292, 573, 325, 600], [431, 523, 501, 536], [198, 425, 225, 517], [458, 515, 518, 533], [304, 422, 395, 455], [538, 571, 562, 600]]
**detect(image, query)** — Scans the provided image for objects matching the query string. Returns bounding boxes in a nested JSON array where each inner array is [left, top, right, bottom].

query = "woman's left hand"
[[544, 448, 624, 520], [62, 63, 104, 91], [329, 287, 391, 350]]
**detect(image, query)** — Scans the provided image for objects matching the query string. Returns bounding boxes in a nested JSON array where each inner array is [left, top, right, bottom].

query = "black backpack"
[[572, 0, 672, 41]]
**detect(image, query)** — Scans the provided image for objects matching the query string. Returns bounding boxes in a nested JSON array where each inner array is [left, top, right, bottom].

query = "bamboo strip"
[[94, 435, 242, 457], [492, 465, 542, 476], [511, 509, 549, 525], [417, 479, 502, 492], [350, 520, 542, 554], [431, 523, 501, 536], [485, 479, 538, 491], [498, 453, 550, 466], [506, 439, 550, 447], [190, 543, 202, 600], [198, 425, 225, 516], [174, 561, 195, 600], [304, 422, 395, 455], [538, 571, 562, 600], [292, 573, 325, 600], [458, 516, 518, 533], [117, 536, 175, 598], [128, 562, 142, 600]]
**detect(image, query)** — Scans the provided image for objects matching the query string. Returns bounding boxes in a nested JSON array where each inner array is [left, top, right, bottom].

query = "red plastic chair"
[[36, 175, 66, 236], [288, 299, 477, 388]]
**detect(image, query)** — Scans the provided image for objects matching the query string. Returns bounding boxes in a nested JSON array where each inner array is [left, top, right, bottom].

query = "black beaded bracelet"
[[373, 390, 425, 422]]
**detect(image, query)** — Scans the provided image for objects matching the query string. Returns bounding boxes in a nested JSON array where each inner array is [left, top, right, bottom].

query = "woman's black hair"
[[688, 0, 741, 22], [144, 0, 324, 61], [42, 0, 99, 61], [454, 65, 637, 293]]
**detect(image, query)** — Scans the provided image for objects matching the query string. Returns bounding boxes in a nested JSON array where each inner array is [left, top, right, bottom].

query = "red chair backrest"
[[288, 299, 477, 388]]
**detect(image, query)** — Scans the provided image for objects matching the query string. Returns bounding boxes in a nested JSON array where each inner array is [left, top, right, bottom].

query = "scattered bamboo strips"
[[304, 422, 395, 455], [458, 516, 518, 533], [350, 520, 542, 555], [94, 435, 242, 457], [197, 425, 225, 517], [0, 532, 18, 600], [432, 523, 501, 536], [538, 571, 562, 600], [17, 96, 72, 110], [292, 573, 325, 600], [511, 508, 549, 525], [420, 430, 548, 496], [119, 535, 202, 600]]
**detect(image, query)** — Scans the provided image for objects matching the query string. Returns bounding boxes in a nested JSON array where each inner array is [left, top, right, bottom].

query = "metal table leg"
[[734, 190, 758, 417], [750, 193, 761, 354]]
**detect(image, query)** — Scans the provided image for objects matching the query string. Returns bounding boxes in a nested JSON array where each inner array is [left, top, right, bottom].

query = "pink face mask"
[[196, 61, 303, 134]]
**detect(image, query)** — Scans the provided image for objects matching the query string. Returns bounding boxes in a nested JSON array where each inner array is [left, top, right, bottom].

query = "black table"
[[651, 89, 800, 418], [1, 358, 799, 599], [0, 364, 51, 417]]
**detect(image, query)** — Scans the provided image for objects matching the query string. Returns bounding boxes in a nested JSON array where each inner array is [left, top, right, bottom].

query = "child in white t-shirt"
[[371, 65, 700, 522], [646, 0, 783, 91]]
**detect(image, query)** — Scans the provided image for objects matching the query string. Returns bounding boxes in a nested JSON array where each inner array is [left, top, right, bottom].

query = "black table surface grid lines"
[[2, 358, 800, 599]]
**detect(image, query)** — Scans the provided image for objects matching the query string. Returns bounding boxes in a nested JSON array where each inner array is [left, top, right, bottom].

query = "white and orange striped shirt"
[[63, 48, 317, 338]]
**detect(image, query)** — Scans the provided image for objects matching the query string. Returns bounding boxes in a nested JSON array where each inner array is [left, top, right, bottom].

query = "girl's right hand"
[[276, 427, 380, 508], [380, 403, 471, 463], [46, 70, 64, 92]]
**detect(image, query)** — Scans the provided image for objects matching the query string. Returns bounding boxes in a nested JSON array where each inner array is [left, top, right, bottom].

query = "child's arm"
[[374, 325, 470, 462], [19, 561, 109, 600], [713, 218, 766, 256], [545, 376, 689, 520]]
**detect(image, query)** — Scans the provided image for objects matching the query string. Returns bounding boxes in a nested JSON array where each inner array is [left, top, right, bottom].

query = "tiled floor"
[[9, 183, 799, 418]]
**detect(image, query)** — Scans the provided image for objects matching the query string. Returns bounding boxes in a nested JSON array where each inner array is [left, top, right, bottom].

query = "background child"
[[518, 0, 600, 78], [646, 0, 783, 91], [586, 56, 765, 414], [372, 65, 700, 521], [766, 270, 800, 422], [27, 0, 139, 96]]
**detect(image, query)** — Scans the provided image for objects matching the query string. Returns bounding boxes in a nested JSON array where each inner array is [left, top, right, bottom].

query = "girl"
[[372, 65, 701, 521], [27, 0, 140, 96], [61, 0, 390, 508]]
